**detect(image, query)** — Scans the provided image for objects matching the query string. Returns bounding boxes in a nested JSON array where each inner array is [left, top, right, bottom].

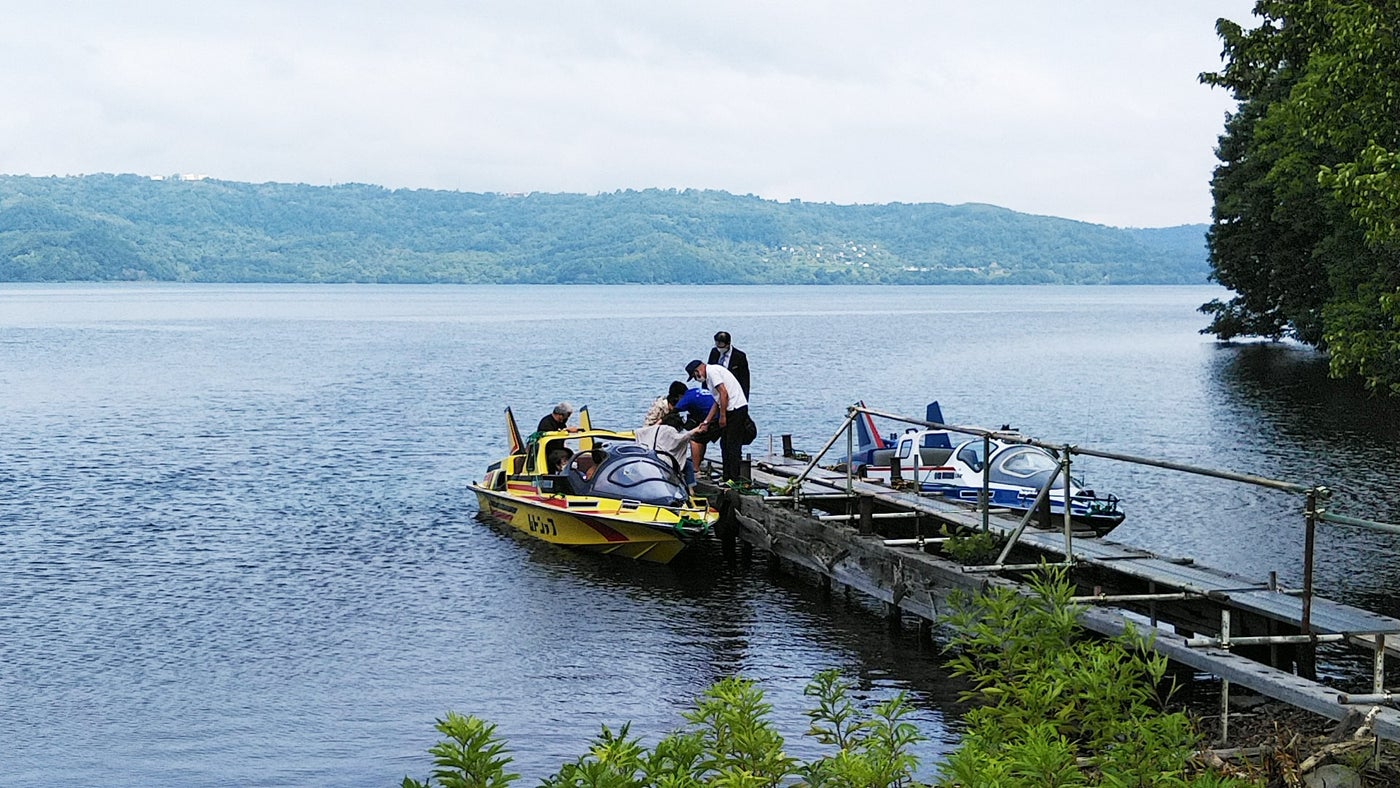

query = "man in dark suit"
[[706, 331, 750, 398]]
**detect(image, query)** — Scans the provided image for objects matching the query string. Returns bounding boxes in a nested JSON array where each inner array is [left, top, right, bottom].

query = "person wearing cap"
[[706, 331, 750, 398], [685, 359, 749, 482]]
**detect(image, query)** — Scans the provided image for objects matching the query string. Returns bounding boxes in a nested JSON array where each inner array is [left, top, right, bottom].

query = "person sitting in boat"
[[548, 447, 573, 474], [566, 448, 611, 490]]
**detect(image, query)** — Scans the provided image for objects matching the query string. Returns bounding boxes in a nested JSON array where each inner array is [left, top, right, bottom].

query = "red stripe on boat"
[[580, 516, 630, 542]]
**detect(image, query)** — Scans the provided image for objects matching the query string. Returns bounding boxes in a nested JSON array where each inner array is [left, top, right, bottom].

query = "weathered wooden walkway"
[[703, 449, 1400, 743]]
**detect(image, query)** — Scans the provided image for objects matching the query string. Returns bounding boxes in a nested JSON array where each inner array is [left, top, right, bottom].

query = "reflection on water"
[[3, 284, 1399, 784], [1206, 343, 1400, 613]]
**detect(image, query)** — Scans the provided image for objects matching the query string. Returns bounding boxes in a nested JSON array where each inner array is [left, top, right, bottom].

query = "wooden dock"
[[702, 449, 1400, 743]]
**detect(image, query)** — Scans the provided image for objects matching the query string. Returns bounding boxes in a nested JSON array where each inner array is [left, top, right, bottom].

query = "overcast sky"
[[2, 1, 1257, 228]]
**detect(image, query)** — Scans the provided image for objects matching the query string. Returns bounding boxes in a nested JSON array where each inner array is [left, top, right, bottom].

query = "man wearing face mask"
[[685, 359, 749, 482], [706, 331, 750, 399]]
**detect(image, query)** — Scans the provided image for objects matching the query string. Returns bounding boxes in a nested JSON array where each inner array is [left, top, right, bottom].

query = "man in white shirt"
[[685, 359, 750, 482]]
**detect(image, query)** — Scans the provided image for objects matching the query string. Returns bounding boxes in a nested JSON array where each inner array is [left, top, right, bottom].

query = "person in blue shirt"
[[673, 383, 720, 482]]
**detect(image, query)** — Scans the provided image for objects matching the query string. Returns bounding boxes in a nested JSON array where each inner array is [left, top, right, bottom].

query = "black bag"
[[741, 412, 757, 446]]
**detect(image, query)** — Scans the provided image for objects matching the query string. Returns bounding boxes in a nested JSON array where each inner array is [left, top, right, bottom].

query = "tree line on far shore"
[[0, 174, 1207, 286]]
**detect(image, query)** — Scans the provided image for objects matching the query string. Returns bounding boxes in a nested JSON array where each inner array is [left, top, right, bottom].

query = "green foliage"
[[800, 669, 924, 787], [680, 676, 795, 785], [1200, 1, 1400, 394], [403, 573, 1264, 787], [402, 712, 519, 788], [938, 525, 1000, 565], [0, 175, 1209, 285], [936, 567, 1258, 787], [405, 674, 931, 788]]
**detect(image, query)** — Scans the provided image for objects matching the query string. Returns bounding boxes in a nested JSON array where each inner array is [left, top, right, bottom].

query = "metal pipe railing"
[[853, 404, 1312, 494], [814, 403, 1400, 678], [798, 406, 1400, 612]]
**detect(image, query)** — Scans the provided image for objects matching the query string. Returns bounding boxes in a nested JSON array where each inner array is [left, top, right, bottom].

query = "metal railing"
[[774, 403, 1400, 712]]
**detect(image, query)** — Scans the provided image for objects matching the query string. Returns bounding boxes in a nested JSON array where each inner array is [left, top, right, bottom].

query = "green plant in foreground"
[[404, 673, 928, 788], [801, 669, 925, 787], [402, 712, 519, 788], [937, 566, 1259, 787], [405, 567, 1261, 787], [939, 525, 1001, 566]]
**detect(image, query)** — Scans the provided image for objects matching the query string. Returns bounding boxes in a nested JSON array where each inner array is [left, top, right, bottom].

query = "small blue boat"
[[846, 402, 1125, 536]]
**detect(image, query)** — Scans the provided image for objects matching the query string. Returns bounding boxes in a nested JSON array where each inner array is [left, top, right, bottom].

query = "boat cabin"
[[514, 430, 691, 506]]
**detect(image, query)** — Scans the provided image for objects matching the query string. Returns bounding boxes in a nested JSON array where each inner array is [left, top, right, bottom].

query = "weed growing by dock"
[[404, 567, 1291, 787], [402, 671, 925, 788], [937, 566, 1257, 786]]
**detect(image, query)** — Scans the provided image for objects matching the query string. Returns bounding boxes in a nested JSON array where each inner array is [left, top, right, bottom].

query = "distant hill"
[[0, 174, 1209, 284]]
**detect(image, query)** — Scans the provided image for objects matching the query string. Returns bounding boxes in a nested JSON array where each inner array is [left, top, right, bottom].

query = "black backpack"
[[741, 412, 757, 446]]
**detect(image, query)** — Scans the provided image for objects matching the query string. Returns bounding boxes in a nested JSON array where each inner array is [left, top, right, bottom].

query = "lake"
[[3, 283, 1398, 785]]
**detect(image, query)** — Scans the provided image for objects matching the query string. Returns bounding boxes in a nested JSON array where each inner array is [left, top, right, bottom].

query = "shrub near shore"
[[938, 568, 1255, 786], [404, 567, 1261, 787]]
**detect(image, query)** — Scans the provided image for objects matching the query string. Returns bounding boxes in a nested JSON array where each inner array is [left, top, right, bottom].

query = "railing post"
[[1300, 487, 1318, 679], [846, 419, 854, 496], [1062, 446, 1074, 559], [1376, 633, 1387, 696], [981, 434, 991, 533], [994, 462, 1066, 567], [1220, 608, 1231, 745], [788, 408, 861, 494], [858, 493, 874, 535]]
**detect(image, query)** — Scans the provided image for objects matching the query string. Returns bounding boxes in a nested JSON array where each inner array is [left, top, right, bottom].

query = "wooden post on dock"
[[858, 493, 875, 535], [781, 434, 794, 458]]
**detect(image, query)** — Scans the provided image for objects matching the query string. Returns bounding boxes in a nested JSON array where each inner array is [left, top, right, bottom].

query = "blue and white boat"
[[846, 402, 1125, 536]]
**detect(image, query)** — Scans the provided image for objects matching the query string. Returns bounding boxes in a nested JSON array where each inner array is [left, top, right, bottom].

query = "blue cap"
[[685, 359, 703, 379]]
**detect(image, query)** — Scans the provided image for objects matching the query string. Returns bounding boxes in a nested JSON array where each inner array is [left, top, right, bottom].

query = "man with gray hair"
[[537, 402, 582, 474], [537, 402, 580, 435]]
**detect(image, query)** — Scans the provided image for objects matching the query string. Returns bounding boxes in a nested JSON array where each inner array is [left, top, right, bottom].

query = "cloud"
[[0, 0, 1254, 226]]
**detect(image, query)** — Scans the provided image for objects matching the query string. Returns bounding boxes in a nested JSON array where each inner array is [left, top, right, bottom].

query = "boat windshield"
[[956, 442, 986, 472], [603, 460, 671, 488], [589, 451, 688, 505], [999, 447, 1058, 477]]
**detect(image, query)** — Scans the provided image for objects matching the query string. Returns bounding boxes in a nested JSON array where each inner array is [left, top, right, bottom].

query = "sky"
[[2, 1, 1259, 228]]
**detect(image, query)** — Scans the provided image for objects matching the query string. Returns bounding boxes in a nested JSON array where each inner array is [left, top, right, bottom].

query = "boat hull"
[[471, 484, 699, 564], [860, 467, 1123, 536]]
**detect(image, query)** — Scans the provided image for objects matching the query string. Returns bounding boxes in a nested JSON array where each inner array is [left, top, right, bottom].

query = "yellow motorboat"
[[469, 406, 717, 564]]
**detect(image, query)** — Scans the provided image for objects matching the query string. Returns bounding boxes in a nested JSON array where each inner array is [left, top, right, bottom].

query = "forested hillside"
[[0, 174, 1207, 284]]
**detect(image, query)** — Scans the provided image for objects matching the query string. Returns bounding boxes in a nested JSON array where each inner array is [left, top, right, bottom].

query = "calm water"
[[3, 284, 1399, 785]]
